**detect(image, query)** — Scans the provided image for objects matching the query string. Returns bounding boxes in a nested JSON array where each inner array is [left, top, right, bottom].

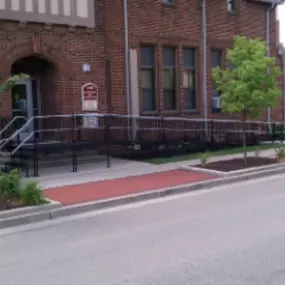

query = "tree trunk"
[[242, 109, 247, 167]]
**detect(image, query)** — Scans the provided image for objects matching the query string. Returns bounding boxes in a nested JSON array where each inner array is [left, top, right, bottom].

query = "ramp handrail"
[[8, 113, 100, 155], [2, 113, 96, 155], [0, 116, 27, 145], [0, 116, 34, 152], [4, 112, 284, 156], [11, 129, 36, 155]]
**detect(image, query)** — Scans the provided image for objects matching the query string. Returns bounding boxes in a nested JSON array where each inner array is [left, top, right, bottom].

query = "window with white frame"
[[163, 47, 177, 111], [183, 47, 196, 110], [211, 49, 223, 111], [140, 46, 156, 112], [227, 0, 238, 13]]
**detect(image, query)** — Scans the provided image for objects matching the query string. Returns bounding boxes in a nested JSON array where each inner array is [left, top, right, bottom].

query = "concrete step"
[[0, 156, 10, 163], [0, 155, 11, 166]]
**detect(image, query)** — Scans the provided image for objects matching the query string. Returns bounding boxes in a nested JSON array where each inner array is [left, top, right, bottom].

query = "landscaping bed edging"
[[0, 199, 62, 220], [179, 161, 285, 177]]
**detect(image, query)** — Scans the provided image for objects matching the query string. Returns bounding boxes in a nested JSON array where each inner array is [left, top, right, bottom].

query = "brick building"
[[0, 0, 284, 133]]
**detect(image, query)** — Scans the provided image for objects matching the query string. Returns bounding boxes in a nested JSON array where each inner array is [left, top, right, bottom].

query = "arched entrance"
[[11, 55, 56, 140]]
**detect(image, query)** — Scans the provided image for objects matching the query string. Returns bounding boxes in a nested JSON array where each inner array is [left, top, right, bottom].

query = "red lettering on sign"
[[82, 83, 98, 100]]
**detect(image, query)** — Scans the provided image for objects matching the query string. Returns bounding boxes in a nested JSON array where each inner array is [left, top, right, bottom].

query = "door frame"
[[18, 78, 33, 119], [12, 77, 40, 141], [31, 77, 42, 141]]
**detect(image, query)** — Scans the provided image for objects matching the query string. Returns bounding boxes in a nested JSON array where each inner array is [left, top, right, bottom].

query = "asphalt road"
[[1, 175, 285, 285]]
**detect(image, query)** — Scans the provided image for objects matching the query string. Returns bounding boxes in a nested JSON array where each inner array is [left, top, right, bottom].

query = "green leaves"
[[0, 169, 21, 209], [0, 169, 45, 210], [212, 35, 281, 119], [0, 73, 29, 93], [20, 182, 45, 206]]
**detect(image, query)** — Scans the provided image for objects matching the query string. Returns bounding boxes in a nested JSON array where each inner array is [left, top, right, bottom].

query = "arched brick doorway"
[[11, 55, 57, 139]]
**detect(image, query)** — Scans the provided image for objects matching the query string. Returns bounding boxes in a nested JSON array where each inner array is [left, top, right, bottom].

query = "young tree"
[[212, 35, 281, 166]]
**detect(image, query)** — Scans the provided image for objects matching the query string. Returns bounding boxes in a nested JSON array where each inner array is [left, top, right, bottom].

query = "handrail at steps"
[[0, 117, 34, 153], [10, 127, 77, 155], [0, 116, 27, 147], [1, 112, 101, 156], [11, 130, 36, 156]]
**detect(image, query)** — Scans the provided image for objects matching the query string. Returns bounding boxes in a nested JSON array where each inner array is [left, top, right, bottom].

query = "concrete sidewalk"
[[30, 149, 276, 189], [22, 150, 275, 189]]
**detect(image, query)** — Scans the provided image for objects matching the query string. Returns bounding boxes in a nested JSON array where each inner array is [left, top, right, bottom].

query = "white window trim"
[[227, 0, 237, 13]]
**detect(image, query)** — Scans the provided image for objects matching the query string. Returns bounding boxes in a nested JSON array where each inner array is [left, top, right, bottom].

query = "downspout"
[[266, 3, 276, 131], [282, 46, 285, 125], [123, 0, 131, 138], [201, 0, 208, 136]]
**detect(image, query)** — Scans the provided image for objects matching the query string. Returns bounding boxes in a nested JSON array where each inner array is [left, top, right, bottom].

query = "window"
[[183, 48, 196, 110], [211, 49, 223, 68], [162, 0, 175, 6], [140, 46, 156, 112], [227, 0, 237, 13], [163, 47, 177, 111], [211, 49, 223, 111]]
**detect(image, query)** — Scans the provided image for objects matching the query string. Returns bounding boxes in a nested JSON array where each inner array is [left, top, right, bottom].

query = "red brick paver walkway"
[[44, 170, 216, 206]]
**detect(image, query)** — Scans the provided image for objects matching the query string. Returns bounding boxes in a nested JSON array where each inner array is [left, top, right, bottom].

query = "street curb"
[[50, 191, 162, 220], [0, 199, 62, 229], [0, 211, 51, 229], [1, 166, 285, 229], [0, 199, 61, 220]]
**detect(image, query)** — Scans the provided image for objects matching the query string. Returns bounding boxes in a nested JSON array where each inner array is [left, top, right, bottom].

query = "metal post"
[[72, 114, 77, 172], [33, 125, 38, 177], [123, 0, 131, 139], [201, 0, 208, 137], [266, 4, 276, 133], [105, 115, 111, 168], [281, 123, 284, 143]]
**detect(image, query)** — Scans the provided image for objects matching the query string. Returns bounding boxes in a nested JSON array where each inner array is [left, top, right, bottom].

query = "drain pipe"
[[278, 14, 285, 127], [281, 45, 285, 126], [123, 0, 131, 138], [201, 0, 208, 136], [266, 3, 276, 131]]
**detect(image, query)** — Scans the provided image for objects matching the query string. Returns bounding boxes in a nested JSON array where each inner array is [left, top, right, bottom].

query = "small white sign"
[[82, 100, 98, 111], [83, 116, 99, 129], [81, 83, 99, 112], [82, 63, 91, 73]]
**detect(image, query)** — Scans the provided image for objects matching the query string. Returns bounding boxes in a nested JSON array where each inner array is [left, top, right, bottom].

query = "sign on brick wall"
[[81, 83, 99, 111], [82, 115, 99, 129]]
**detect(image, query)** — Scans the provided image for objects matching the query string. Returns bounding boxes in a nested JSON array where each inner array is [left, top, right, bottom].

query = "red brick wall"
[[125, 0, 282, 121], [0, 0, 106, 117], [0, 0, 282, 123]]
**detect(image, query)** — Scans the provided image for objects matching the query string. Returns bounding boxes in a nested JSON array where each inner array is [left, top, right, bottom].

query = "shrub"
[[0, 170, 45, 210], [200, 151, 210, 167], [0, 169, 21, 209], [254, 147, 260, 158], [20, 182, 45, 206], [275, 147, 285, 163]]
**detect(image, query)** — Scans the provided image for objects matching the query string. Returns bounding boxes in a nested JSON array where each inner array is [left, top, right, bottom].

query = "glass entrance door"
[[12, 78, 34, 141]]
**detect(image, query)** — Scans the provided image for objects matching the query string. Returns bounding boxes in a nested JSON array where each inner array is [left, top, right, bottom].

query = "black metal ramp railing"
[[1, 113, 284, 177]]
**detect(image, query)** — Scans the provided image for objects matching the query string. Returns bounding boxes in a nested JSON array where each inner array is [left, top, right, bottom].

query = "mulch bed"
[[0, 201, 24, 212], [197, 157, 277, 172], [0, 200, 48, 212]]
